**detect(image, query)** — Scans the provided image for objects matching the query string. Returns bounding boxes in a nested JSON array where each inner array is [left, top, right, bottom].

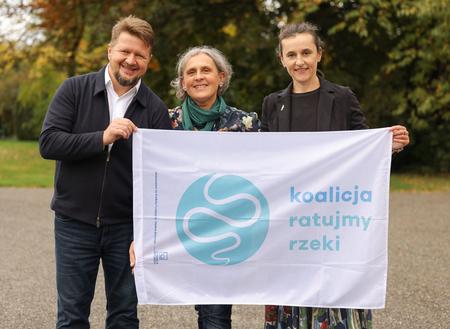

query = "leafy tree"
[[131, 0, 285, 112], [0, 0, 448, 171], [0, 42, 25, 138], [29, 0, 94, 76], [276, 0, 449, 172], [16, 44, 66, 139]]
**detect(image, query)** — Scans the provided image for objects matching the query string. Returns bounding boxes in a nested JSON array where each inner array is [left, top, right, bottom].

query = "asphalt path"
[[0, 188, 448, 328]]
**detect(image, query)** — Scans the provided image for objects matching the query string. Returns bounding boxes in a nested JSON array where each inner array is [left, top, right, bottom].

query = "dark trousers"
[[54, 217, 138, 329], [196, 304, 232, 329]]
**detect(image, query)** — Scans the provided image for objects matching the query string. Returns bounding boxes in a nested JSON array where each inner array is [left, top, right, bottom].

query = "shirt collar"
[[104, 64, 141, 97]]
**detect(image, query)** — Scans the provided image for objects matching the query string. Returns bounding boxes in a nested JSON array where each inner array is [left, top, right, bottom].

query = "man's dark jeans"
[[196, 304, 232, 329], [54, 217, 138, 329]]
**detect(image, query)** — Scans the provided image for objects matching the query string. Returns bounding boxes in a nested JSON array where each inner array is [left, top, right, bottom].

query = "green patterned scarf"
[[181, 96, 226, 131]]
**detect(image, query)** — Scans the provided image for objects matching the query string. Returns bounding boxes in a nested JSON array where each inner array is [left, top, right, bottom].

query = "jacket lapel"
[[276, 83, 293, 132], [125, 82, 146, 119], [317, 78, 335, 131]]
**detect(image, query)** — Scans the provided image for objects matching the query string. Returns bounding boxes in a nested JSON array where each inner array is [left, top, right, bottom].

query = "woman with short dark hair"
[[262, 22, 409, 329]]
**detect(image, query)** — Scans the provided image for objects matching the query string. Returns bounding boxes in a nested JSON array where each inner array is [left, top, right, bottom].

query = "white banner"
[[133, 128, 392, 308]]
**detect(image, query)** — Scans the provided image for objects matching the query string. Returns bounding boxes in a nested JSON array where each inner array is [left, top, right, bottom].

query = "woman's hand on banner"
[[129, 241, 135, 274]]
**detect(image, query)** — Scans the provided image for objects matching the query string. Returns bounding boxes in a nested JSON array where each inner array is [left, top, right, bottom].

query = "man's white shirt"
[[104, 64, 141, 150]]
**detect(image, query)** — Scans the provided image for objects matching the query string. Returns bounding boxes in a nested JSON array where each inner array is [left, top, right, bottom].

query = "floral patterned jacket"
[[168, 105, 260, 132]]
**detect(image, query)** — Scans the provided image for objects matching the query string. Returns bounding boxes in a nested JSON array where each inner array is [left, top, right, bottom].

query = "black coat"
[[261, 77, 368, 132], [39, 67, 172, 226]]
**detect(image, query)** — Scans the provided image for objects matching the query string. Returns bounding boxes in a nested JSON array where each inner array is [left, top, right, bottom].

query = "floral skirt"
[[264, 306, 372, 329]]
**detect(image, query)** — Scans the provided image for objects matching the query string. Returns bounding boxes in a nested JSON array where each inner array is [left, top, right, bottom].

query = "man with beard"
[[39, 16, 171, 329]]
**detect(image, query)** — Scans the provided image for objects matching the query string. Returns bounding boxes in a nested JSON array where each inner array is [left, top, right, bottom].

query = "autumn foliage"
[[0, 0, 448, 172]]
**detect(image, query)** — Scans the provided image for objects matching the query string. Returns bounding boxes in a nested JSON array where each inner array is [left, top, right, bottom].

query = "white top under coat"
[[104, 64, 141, 150]]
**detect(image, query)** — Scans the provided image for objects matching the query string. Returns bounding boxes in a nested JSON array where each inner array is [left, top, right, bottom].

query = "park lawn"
[[0, 140, 54, 187], [0, 140, 448, 191], [390, 173, 449, 191]]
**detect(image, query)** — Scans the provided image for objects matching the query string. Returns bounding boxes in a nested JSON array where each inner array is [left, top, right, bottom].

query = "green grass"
[[390, 173, 449, 191], [0, 140, 54, 187], [0, 140, 449, 191]]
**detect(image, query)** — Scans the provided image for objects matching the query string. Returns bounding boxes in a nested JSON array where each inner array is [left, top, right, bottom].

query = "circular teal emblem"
[[176, 174, 269, 265]]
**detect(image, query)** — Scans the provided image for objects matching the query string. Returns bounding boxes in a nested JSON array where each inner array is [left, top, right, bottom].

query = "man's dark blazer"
[[261, 77, 368, 132]]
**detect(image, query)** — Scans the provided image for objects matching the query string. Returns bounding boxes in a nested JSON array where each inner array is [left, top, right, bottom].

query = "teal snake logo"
[[176, 174, 269, 265]]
